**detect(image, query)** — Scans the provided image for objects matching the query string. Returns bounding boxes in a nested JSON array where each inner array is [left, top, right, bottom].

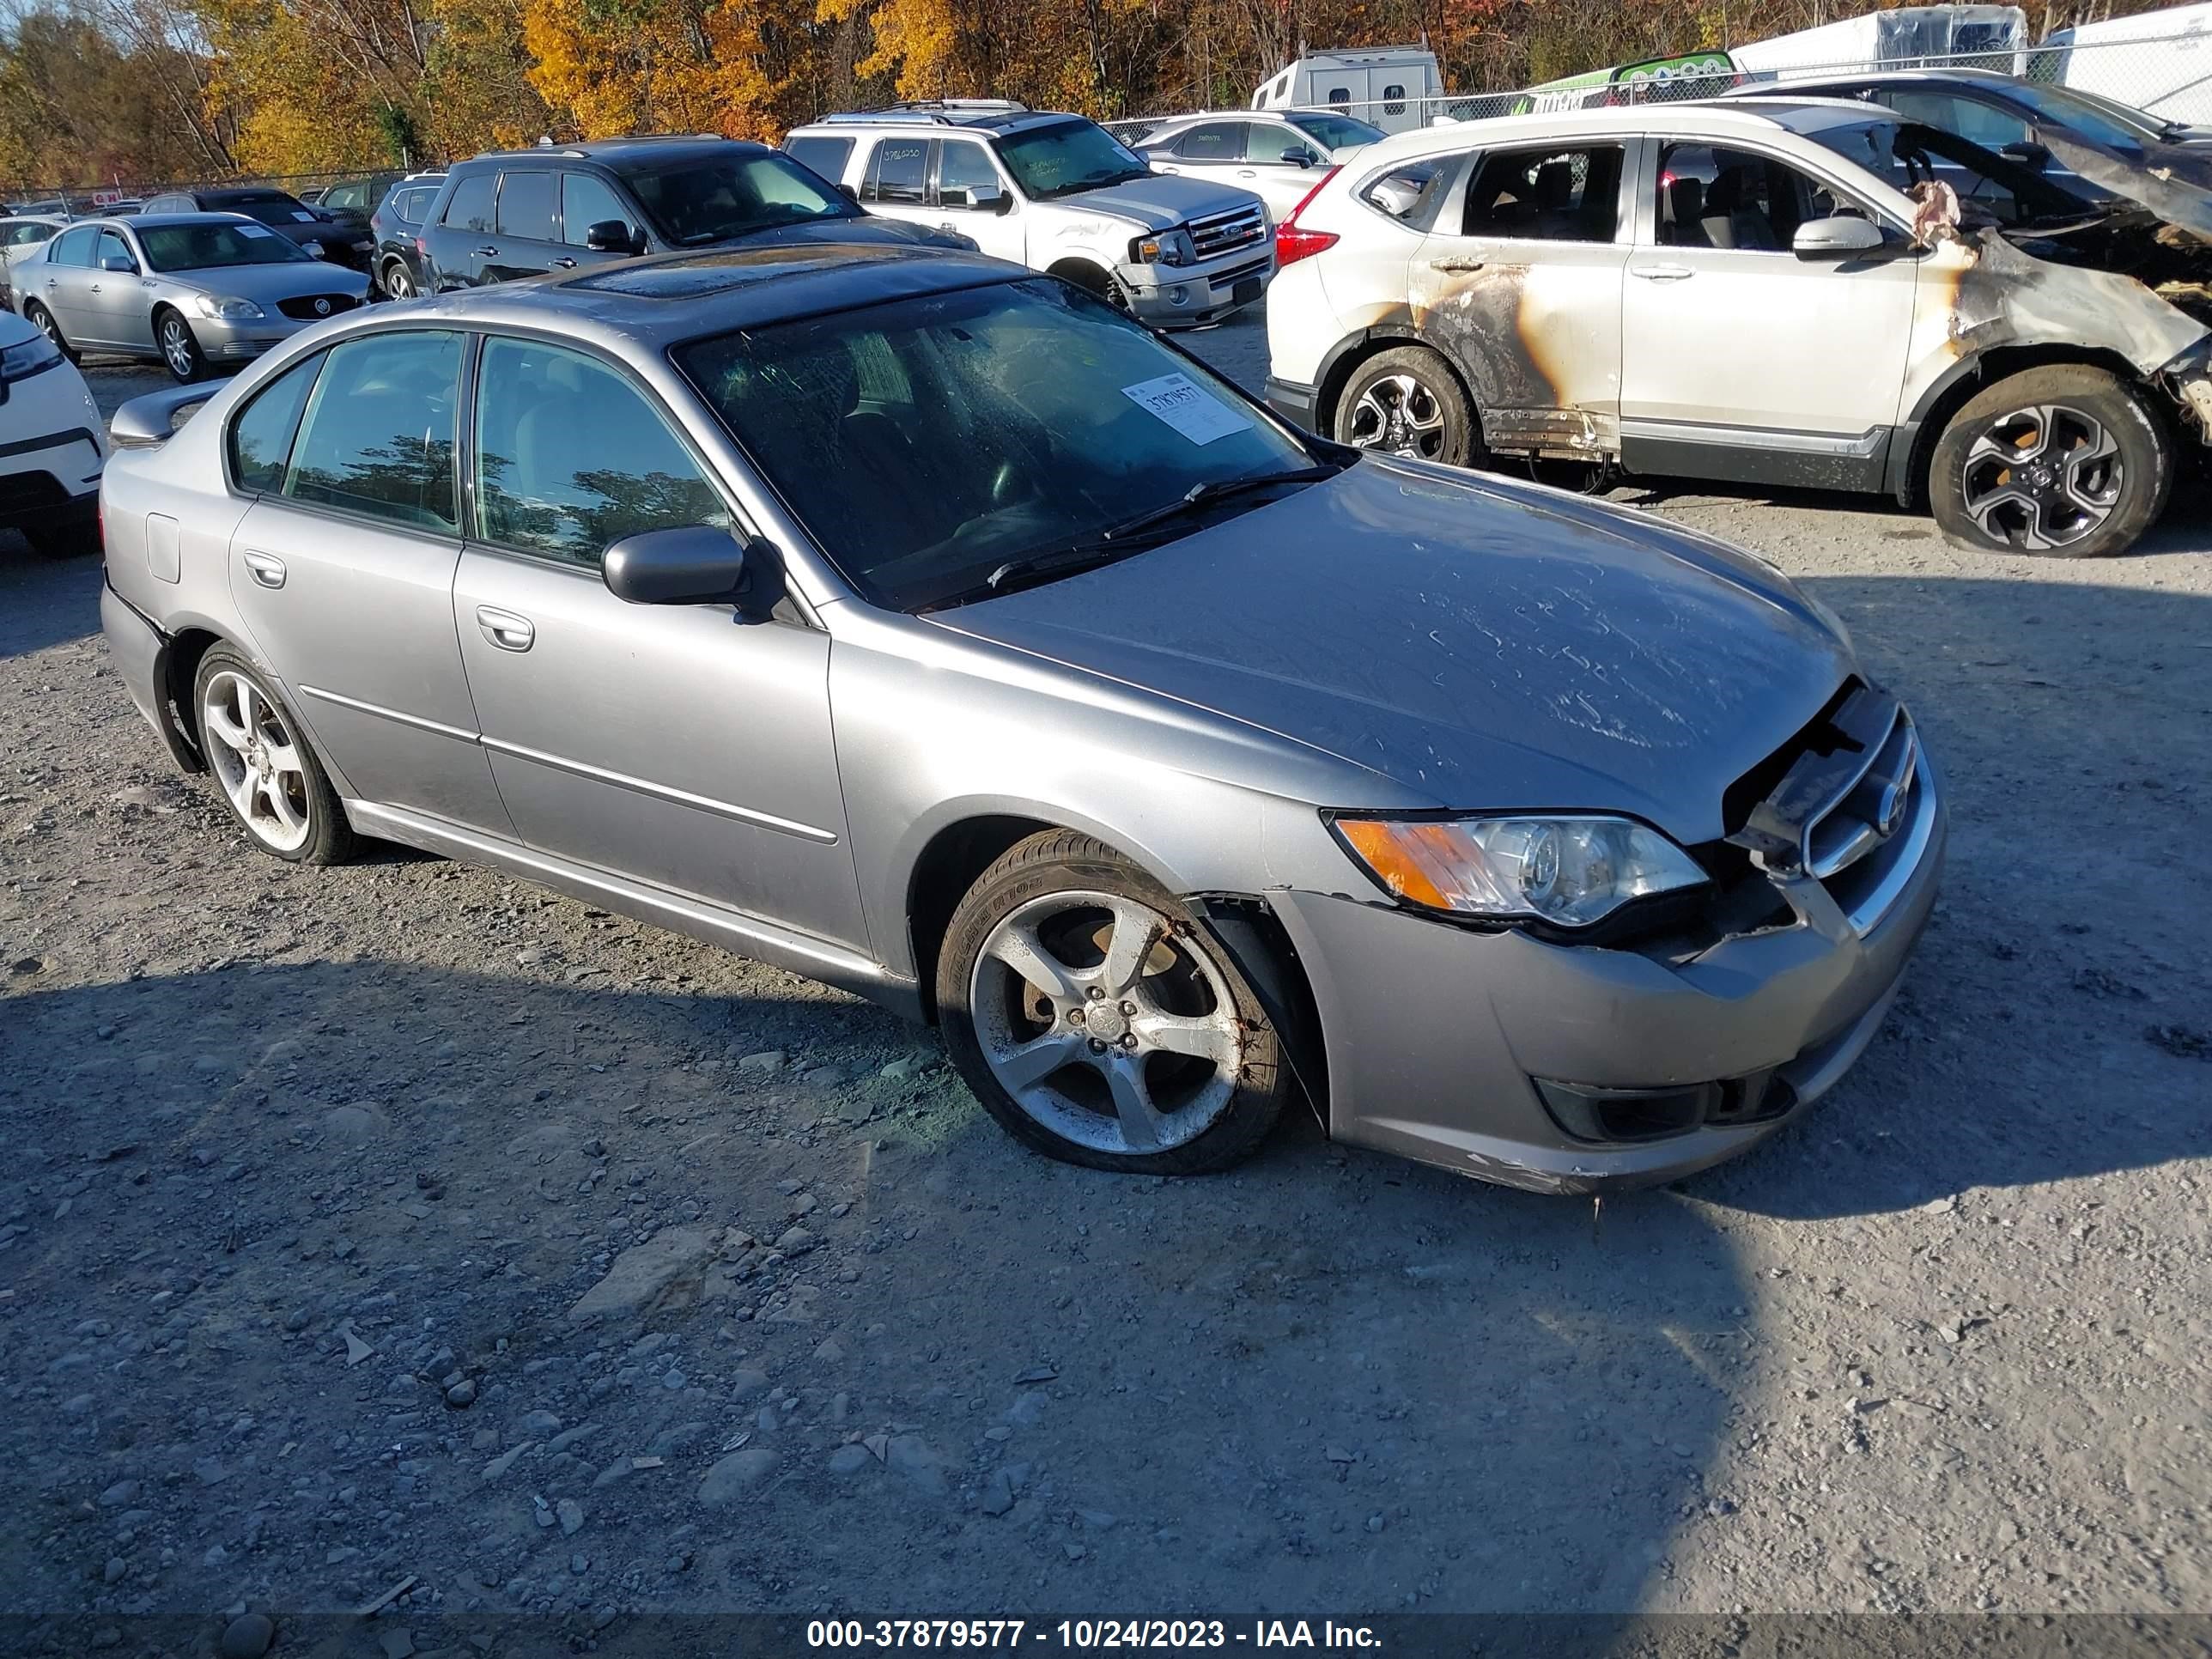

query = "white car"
[[1265, 97, 2212, 558], [0, 304, 105, 558], [0, 215, 68, 311], [784, 102, 1273, 327], [1132, 109, 1385, 220]]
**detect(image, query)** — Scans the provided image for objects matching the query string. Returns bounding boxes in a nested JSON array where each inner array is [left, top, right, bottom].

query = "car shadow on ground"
[[0, 537, 102, 660], [1686, 574, 2212, 1223]]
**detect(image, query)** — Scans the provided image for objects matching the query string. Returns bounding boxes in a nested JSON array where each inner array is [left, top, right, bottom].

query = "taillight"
[[1275, 166, 1342, 268], [414, 236, 428, 257]]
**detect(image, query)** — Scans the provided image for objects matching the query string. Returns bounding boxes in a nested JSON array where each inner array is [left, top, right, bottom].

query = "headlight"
[[1331, 813, 1709, 929], [1130, 228, 1197, 267], [0, 332, 61, 381], [192, 295, 265, 321]]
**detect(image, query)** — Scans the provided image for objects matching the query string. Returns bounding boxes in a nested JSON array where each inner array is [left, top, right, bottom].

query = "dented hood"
[[934, 459, 1855, 842], [2043, 131, 2212, 240]]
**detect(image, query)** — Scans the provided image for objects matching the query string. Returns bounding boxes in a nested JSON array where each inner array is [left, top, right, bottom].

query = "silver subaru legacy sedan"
[[97, 243, 1943, 1194]]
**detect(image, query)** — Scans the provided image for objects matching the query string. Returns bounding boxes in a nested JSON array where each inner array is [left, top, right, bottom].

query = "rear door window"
[[1462, 144, 1626, 242], [1173, 122, 1248, 162], [441, 174, 495, 232], [228, 352, 325, 493], [48, 226, 97, 266], [495, 171, 558, 240], [283, 331, 463, 530], [862, 137, 931, 204]]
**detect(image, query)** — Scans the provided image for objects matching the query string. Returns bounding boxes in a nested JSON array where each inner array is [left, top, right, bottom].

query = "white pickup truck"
[[785, 101, 1275, 327]]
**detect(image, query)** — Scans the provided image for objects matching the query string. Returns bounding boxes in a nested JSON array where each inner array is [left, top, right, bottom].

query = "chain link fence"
[[2, 165, 438, 216], [1292, 26, 2212, 132]]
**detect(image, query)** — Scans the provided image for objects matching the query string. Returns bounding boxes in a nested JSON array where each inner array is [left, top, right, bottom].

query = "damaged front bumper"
[[1271, 702, 1948, 1195]]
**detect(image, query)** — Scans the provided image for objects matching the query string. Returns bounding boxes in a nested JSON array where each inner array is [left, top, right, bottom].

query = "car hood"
[[2043, 131, 2212, 239], [932, 459, 1856, 842], [156, 261, 371, 302], [1057, 173, 1264, 230]]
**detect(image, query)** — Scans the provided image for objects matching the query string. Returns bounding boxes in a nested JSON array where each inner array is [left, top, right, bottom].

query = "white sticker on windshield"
[[235, 223, 275, 238], [1120, 372, 1252, 446], [291, 210, 316, 222]]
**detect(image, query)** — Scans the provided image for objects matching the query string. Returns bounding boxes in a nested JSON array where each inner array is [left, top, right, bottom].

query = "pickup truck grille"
[[1188, 204, 1267, 260]]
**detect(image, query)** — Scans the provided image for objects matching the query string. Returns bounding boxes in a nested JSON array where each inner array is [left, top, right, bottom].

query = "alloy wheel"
[[200, 671, 314, 854], [1346, 372, 1447, 459], [29, 307, 63, 351], [384, 263, 416, 299], [969, 890, 1245, 1157], [161, 316, 197, 380], [1960, 403, 2123, 552]]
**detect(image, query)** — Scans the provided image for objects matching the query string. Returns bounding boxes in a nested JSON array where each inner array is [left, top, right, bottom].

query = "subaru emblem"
[[313, 297, 331, 316]]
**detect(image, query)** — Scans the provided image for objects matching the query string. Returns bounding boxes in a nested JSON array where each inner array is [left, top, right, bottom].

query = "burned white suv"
[[786, 101, 1274, 327], [1266, 98, 2212, 557]]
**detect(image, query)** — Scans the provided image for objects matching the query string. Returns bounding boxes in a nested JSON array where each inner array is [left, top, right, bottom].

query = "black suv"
[[137, 186, 377, 274], [368, 171, 446, 299], [416, 135, 971, 291]]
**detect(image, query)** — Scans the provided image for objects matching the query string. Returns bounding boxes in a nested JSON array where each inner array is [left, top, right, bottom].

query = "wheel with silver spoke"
[[1931, 365, 2169, 560], [1333, 345, 1476, 467], [939, 831, 1287, 1174], [192, 646, 355, 864], [381, 260, 417, 300], [155, 307, 209, 383]]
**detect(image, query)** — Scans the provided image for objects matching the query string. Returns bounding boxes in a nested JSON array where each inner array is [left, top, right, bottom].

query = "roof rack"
[[818, 99, 1030, 126], [471, 131, 726, 160]]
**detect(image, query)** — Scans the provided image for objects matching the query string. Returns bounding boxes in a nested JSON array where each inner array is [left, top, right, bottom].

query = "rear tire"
[[1929, 364, 2169, 558], [937, 830, 1285, 1176], [192, 645, 356, 865], [155, 307, 210, 384], [380, 259, 416, 300], [1332, 345, 1480, 468], [22, 301, 75, 364]]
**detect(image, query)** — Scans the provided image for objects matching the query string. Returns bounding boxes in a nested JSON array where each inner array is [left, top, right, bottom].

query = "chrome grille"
[[1189, 204, 1267, 259], [276, 294, 361, 321], [1805, 711, 1919, 880]]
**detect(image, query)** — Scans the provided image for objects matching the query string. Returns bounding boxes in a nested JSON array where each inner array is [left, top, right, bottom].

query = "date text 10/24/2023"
[[805, 1620, 1385, 1650]]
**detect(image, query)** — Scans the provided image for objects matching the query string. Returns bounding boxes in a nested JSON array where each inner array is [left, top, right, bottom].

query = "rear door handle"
[[551, 257, 576, 269], [1431, 258, 1486, 273], [475, 605, 534, 652], [1237, 169, 1257, 178], [1631, 264, 1693, 282], [241, 550, 287, 589], [475, 245, 499, 257]]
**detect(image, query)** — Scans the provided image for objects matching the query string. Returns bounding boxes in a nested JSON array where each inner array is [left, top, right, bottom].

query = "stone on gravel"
[[980, 1468, 1017, 1516], [566, 1225, 719, 1324], [696, 1448, 778, 1504], [827, 1443, 873, 1475], [557, 1498, 585, 1536], [481, 1442, 535, 1481], [886, 1436, 949, 1497], [738, 1051, 787, 1077], [217, 1613, 275, 1659]]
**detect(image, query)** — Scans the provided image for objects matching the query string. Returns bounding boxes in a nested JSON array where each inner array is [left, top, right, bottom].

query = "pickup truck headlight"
[[0, 332, 61, 381], [1130, 227, 1197, 267], [1331, 813, 1708, 928], [192, 295, 265, 321]]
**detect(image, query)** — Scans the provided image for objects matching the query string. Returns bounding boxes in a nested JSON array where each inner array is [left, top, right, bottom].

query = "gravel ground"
[[0, 319, 2207, 1649]]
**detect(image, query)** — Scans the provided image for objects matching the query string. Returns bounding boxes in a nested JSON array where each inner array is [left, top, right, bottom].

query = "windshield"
[[220, 196, 321, 228], [1998, 80, 2159, 149], [1285, 112, 1386, 151], [140, 222, 313, 271], [1804, 116, 2095, 223], [620, 153, 858, 246], [677, 278, 1316, 611], [994, 120, 1151, 199]]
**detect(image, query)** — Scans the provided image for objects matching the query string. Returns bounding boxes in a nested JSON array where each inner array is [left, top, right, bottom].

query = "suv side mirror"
[[1792, 215, 1887, 258], [584, 218, 643, 255], [1998, 138, 2051, 171], [604, 525, 752, 607], [1279, 147, 1315, 167], [836, 182, 859, 204], [973, 181, 1010, 214]]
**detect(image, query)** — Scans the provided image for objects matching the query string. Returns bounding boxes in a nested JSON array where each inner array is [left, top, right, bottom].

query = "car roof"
[[100, 211, 263, 230], [462, 136, 770, 168], [333, 242, 1028, 347], [196, 187, 301, 202], [798, 108, 1083, 137], [1731, 66, 2019, 91], [1358, 96, 1894, 164]]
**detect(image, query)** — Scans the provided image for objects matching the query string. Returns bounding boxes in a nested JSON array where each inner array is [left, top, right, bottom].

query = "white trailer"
[[1729, 5, 2027, 79], [1251, 46, 1445, 133], [2039, 3, 2212, 127]]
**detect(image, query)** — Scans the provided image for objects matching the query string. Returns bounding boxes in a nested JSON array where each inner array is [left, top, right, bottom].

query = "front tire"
[[22, 301, 75, 364], [937, 830, 1285, 1176], [192, 646, 355, 864], [155, 307, 210, 383], [1332, 345, 1479, 468], [1929, 364, 2169, 558]]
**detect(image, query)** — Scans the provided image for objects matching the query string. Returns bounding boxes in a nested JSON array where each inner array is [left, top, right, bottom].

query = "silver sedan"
[[21, 213, 369, 382], [96, 246, 1943, 1194]]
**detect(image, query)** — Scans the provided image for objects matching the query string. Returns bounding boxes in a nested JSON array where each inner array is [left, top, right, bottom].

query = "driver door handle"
[[241, 550, 287, 589], [1632, 264, 1694, 282], [1431, 258, 1486, 273], [475, 605, 534, 652], [551, 257, 576, 269], [475, 245, 499, 257]]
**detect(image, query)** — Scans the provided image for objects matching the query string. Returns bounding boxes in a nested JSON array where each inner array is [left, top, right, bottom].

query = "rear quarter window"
[[228, 353, 325, 494]]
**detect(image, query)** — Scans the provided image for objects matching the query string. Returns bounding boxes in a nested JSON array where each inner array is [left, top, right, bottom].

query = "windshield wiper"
[[1087, 464, 1341, 545]]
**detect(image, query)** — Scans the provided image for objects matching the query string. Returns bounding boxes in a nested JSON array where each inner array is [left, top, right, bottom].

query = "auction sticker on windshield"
[[1121, 373, 1253, 445]]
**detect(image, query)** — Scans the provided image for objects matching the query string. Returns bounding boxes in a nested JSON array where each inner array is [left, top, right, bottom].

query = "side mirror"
[[1279, 147, 1314, 167], [836, 182, 859, 204], [604, 525, 752, 607], [100, 254, 134, 273], [971, 181, 1010, 214], [1792, 215, 1887, 258], [584, 218, 642, 255], [1999, 138, 2051, 171]]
